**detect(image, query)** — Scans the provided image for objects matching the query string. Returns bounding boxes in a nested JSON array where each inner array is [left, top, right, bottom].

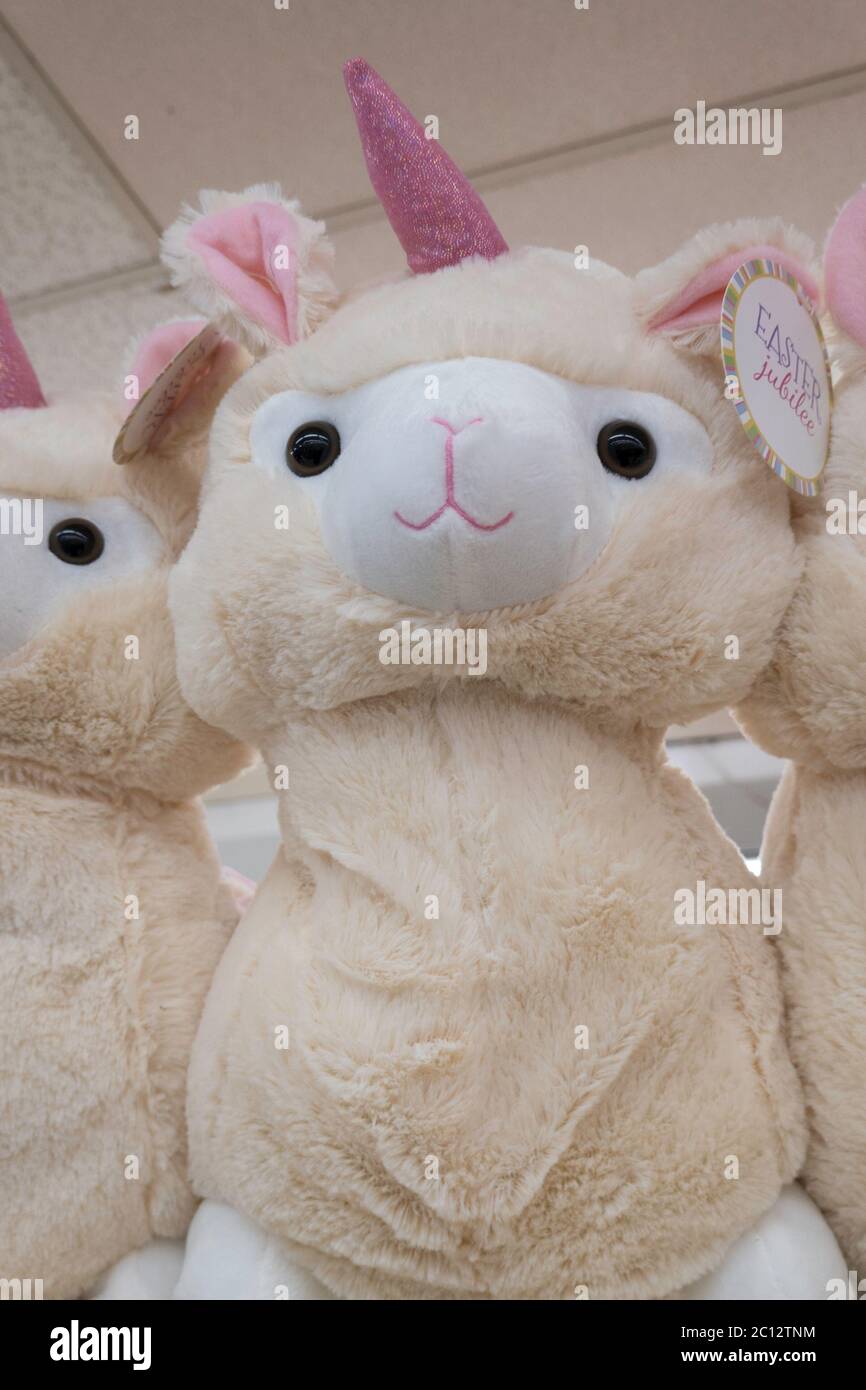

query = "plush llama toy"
[[156, 60, 844, 1299], [737, 186, 866, 1275], [0, 302, 251, 1299]]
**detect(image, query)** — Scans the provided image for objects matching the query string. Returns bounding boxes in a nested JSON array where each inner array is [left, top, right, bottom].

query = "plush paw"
[[172, 1199, 336, 1300], [89, 1238, 186, 1300], [680, 1184, 847, 1300]]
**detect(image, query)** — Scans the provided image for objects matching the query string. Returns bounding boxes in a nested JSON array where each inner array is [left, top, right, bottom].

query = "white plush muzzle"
[[249, 357, 714, 613], [0, 496, 165, 660]]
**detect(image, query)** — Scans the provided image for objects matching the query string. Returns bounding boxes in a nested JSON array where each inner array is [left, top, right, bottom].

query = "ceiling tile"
[[0, 41, 154, 300]]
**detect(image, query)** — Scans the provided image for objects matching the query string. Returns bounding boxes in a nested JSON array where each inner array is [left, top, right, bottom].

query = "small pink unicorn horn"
[[0, 294, 45, 409], [343, 57, 508, 275]]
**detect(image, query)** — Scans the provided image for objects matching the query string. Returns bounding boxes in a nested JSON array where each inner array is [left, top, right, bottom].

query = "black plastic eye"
[[48, 518, 105, 566], [596, 420, 657, 479], [286, 421, 341, 477]]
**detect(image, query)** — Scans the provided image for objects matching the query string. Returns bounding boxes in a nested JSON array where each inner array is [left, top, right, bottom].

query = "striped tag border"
[[720, 258, 831, 497]]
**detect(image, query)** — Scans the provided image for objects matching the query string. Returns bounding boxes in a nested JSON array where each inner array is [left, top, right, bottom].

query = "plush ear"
[[125, 318, 208, 406], [824, 184, 866, 354], [636, 220, 819, 353], [161, 183, 337, 356], [115, 322, 252, 465], [117, 325, 252, 550]]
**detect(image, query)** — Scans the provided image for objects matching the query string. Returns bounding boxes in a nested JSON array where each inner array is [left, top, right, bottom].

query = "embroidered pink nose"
[[393, 414, 514, 533], [430, 416, 484, 438]]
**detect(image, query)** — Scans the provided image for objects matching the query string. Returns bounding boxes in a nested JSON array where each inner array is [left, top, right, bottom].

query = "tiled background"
[[3, 0, 864, 866]]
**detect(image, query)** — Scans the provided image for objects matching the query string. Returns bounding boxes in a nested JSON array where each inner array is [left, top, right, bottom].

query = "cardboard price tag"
[[113, 323, 223, 464]]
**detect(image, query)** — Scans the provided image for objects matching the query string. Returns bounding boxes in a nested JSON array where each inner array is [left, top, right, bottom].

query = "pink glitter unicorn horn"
[[0, 293, 45, 409], [343, 57, 508, 275]]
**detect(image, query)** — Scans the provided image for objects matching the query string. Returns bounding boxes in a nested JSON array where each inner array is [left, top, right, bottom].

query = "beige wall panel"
[[4, 0, 866, 227]]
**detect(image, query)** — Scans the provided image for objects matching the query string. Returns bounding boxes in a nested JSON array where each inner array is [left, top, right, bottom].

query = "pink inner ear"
[[128, 319, 206, 402], [649, 244, 820, 333], [188, 202, 300, 345], [825, 185, 866, 350]]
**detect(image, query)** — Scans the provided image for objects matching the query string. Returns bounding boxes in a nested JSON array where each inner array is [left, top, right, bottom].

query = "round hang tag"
[[720, 259, 831, 495]]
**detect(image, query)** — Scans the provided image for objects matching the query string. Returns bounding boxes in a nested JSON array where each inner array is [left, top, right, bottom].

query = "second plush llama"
[[737, 185, 866, 1275], [0, 307, 251, 1298]]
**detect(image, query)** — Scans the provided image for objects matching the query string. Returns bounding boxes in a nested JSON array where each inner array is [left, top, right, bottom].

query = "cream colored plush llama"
[[0, 306, 251, 1299], [160, 61, 844, 1299], [737, 186, 866, 1275]]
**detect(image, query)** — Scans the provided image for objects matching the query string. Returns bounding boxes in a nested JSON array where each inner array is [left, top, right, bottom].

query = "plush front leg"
[[172, 1187, 844, 1302], [679, 1184, 846, 1300], [172, 1200, 336, 1301], [759, 766, 866, 1270]]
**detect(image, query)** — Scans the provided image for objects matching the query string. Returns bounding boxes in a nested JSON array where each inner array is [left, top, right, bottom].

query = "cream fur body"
[[0, 364, 250, 1298], [187, 686, 804, 1299]]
